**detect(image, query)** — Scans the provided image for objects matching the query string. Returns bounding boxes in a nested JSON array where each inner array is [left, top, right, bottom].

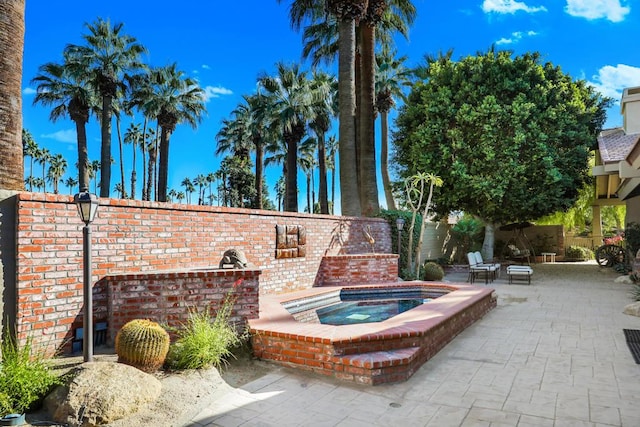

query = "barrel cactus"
[[422, 261, 445, 281], [115, 319, 170, 372]]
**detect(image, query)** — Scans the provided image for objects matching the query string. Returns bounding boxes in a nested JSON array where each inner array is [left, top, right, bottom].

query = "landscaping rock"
[[44, 361, 161, 427], [623, 302, 640, 317], [615, 275, 633, 284]]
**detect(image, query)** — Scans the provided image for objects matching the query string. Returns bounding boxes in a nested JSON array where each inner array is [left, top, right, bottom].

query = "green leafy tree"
[[394, 49, 610, 259]]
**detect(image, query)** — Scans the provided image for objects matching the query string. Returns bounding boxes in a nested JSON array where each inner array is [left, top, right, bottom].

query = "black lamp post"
[[74, 188, 99, 362], [396, 217, 405, 265]]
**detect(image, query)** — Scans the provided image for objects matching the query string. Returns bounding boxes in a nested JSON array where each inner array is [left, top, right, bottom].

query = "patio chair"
[[467, 252, 496, 285], [473, 251, 501, 279]]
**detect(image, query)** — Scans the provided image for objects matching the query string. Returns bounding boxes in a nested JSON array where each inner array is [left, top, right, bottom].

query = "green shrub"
[[632, 284, 640, 301], [422, 261, 445, 281], [0, 337, 60, 414], [165, 294, 247, 370], [565, 245, 594, 261]]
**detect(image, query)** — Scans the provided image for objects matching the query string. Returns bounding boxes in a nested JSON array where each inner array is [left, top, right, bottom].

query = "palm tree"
[[326, 135, 338, 214], [33, 177, 45, 192], [124, 122, 142, 199], [24, 176, 37, 192], [375, 47, 410, 210], [206, 172, 216, 206], [22, 129, 39, 191], [141, 64, 206, 202], [175, 191, 185, 204], [67, 17, 147, 198], [167, 188, 177, 202], [299, 137, 317, 213], [309, 71, 337, 214], [274, 176, 286, 211], [89, 160, 101, 193], [0, 1, 25, 191], [47, 153, 67, 194], [113, 182, 127, 198], [64, 176, 78, 194], [259, 62, 318, 212], [283, 0, 417, 216], [31, 52, 95, 191], [181, 177, 195, 204], [193, 174, 208, 205], [35, 147, 51, 193], [145, 131, 157, 201]]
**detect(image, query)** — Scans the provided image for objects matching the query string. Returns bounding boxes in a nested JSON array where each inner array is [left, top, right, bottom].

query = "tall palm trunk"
[[157, 127, 171, 202], [380, 109, 396, 210], [100, 94, 112, 197], [0, 1, 24, 191], [284, 131, 299, 212], [116, 116, 126, 198], [318, 133, 329, 214], [130, 133, 138, 200], [254, 136, 264, 209], [141, 119, 148, 200], [337, 18, 361, 216], [146, 146, 155, 202], [358, 21, 379, 216]]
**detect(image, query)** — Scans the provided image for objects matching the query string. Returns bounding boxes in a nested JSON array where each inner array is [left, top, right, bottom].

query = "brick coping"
[[103, 268, 262, 281], [249, 281, 495, 344]]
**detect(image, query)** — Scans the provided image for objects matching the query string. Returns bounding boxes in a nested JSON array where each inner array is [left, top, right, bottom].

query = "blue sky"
[[22, 0, 640, 212]]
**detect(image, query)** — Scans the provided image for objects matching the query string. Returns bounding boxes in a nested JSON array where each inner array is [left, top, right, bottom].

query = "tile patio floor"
[[186, 262, 640, 427]]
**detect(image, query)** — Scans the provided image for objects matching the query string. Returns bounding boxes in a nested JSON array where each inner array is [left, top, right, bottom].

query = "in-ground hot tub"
[[249, 281, 496, 385]]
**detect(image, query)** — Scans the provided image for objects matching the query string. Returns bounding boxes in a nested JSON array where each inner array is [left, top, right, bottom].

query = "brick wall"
[[314, 254, 399, 286], [105, 269, 260, 344], [13, 192, 392, 354]]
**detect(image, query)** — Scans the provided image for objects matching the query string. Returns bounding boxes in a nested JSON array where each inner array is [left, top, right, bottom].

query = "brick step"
[[334, 346, 422, 385]]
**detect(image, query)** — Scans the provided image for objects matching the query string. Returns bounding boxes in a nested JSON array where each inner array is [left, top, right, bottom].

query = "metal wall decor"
[[275, 225, 306, 258]]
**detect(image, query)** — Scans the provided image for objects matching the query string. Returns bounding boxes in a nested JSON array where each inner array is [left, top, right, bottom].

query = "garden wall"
[[11, 192, 392, 355]]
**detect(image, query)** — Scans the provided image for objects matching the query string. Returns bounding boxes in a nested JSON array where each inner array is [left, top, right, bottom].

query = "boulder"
[[623, 302, 640, 317], [44, 362, 161, 427], [615, 275, 633, 284]]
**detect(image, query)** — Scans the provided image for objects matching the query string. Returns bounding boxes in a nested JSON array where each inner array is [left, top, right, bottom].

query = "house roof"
[[597, 128, 639, 163]]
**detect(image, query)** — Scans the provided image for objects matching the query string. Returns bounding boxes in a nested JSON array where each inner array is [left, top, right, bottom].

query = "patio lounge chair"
[[473, 251, 501, 279], [467, 252, 496, 285]]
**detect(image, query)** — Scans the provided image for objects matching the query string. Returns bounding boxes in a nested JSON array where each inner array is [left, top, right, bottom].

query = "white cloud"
[[496, 30, 539, 45], [565, 0, 630, 22], [23, 87, 36, 95], [589, 64, 640, 101], [202, 64, 211, 70], [202, 85, 233, 102], [482, 0, 547, 14], [41, 129, 76, 143]]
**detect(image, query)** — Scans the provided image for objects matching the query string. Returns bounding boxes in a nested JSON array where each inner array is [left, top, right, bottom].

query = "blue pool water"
[[317, 298, 428, 325]]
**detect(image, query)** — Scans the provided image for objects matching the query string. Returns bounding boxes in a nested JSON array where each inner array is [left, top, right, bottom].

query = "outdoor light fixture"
[[73, 189, 99, 226], [74, 187, 99, 362], [396, 217, 405, 261]]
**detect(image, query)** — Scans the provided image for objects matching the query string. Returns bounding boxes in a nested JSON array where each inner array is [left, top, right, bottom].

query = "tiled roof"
[[597, 127, 640, 162]]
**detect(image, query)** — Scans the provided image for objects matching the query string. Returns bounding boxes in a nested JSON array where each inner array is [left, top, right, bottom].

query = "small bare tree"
[[404, 172, 443, 277]]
